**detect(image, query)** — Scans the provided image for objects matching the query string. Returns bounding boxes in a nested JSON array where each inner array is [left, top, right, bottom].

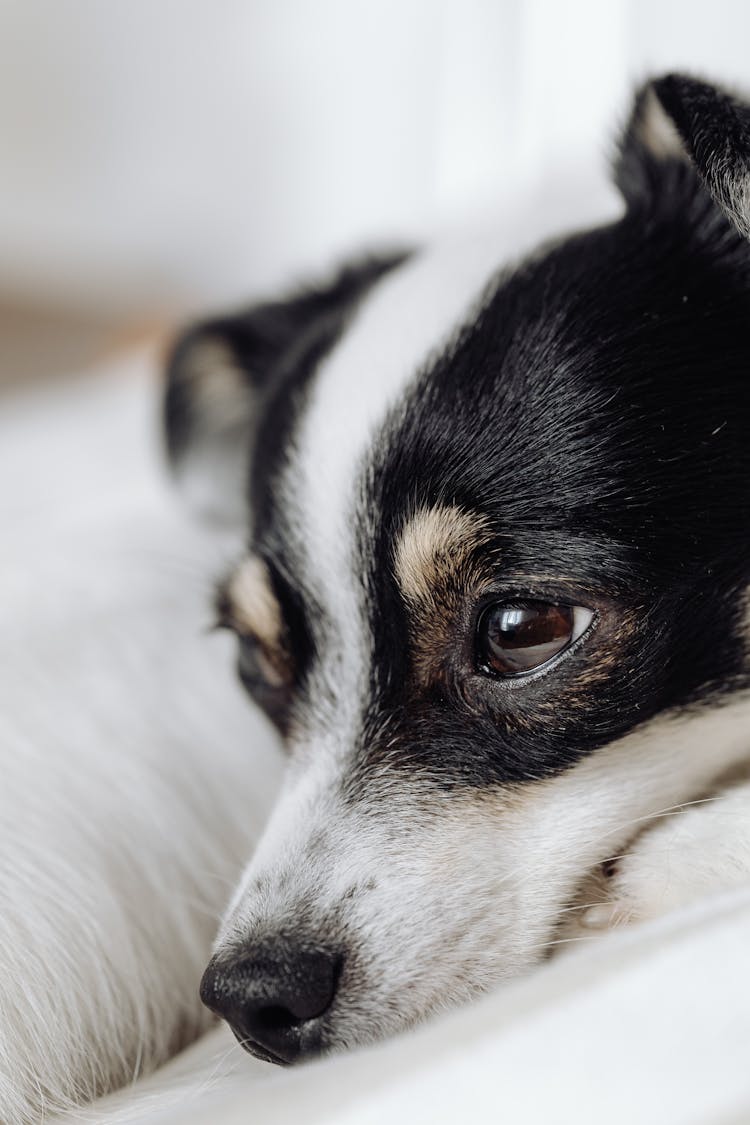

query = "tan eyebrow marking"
[[225, 556, 284, 651], [393, 504, 492, 610], [392, 505, 493, 686]]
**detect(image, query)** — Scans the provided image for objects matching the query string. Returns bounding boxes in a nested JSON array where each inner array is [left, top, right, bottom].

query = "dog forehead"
[[274, 228, 539, 637], [261, 207, 750, 777], [284, 232, 510, 565], [265, 229, 533, 749]]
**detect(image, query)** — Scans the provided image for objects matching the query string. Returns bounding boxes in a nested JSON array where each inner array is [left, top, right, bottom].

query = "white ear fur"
[[635, 86, 687, 161], [654, 73, 750, 240], [620, 73, 750, 242], [165, 332, 255, 527], [163, 253, 411, 529]]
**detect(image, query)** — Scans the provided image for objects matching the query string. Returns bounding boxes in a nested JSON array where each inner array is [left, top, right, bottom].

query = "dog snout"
[[200, 943, 342, 1064]]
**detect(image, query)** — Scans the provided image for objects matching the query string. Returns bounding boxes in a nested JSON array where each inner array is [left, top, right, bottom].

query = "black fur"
[[348, 77, 750, 788], [358, 186, 750, 787], [654, 73, 750, 239], [165, 74, 750, 792]]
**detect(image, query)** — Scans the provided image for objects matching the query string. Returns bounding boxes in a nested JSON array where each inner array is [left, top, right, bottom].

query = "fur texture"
[[0, 366, 283, 1122], [3, 71, 750, 1121], [165, 73, 750, 1065]]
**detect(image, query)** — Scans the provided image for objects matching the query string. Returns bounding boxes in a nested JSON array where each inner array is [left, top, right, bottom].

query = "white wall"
[[0, 0, 748, 315]]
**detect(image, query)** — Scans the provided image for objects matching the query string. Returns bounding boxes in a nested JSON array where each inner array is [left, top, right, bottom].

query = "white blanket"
[[92, 885, 750, 1125]]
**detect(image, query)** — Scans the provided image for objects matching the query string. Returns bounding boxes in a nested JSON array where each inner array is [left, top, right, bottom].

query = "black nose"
[[200, 944, 341, 1064]]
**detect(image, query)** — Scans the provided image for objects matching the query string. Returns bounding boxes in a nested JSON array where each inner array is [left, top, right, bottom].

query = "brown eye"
[[476, 601, 592, 677], [237, 636, 294, 732]]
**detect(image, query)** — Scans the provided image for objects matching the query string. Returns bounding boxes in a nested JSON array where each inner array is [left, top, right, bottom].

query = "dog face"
[[166, 75, 750, 1064]]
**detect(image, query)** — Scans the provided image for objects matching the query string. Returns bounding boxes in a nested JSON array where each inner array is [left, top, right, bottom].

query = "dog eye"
[[476, 601, 593, 677], [237, 636, 294, 730], [238, 636, 289, 690]]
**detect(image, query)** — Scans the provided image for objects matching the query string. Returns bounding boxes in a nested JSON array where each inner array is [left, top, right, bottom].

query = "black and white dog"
[[165, 74, 750, 1067]]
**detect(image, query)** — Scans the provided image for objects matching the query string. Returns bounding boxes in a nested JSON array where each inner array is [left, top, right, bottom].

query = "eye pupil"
[[478, 602, 575, 676]]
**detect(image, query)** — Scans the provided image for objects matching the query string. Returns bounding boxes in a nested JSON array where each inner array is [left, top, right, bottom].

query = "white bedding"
[[3, 355, 749, 1125], [92, 885, 750, 1125]]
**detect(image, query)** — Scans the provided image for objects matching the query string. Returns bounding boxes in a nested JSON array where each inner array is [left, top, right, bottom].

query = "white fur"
[[218, 685, 750, 1046], [0, 359, 283, 1124], [5, 194, 750, 1121], [207, 213, 750, 1050], [638, 87, 687, 159], [581, 778, 750, 929], [716, 166, 750, 241], [280, 220, 609, 742], [172, 338, 255, 527]]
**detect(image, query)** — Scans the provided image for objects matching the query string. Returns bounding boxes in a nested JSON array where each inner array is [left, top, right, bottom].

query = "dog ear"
[[615, 73, 750, 240], [164, 253, 409, 525]]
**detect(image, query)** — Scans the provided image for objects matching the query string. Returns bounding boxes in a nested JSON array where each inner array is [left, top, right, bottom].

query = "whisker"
[[554, 899, 614, 915]]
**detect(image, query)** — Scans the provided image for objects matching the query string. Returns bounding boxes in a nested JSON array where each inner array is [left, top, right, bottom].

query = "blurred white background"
[[0, 0, 749, 373]]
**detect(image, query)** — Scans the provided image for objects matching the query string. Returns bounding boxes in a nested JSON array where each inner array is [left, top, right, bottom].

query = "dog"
[[6, 70, 750, 1125], [162, 72, 750, 1068]]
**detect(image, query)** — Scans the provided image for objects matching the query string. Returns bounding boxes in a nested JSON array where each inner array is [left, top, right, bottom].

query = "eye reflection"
[[476, 601, 592, 677]]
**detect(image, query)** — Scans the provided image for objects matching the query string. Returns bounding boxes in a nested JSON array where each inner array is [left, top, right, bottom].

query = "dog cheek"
[[213, 713, 743, 1043]]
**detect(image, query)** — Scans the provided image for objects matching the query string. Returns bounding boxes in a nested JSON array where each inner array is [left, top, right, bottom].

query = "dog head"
[[165, 74, 750, 1064]]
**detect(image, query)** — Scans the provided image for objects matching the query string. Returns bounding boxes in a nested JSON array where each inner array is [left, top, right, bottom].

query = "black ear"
[[615, 73, 750, 240], [164, 252, 409, 525]]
